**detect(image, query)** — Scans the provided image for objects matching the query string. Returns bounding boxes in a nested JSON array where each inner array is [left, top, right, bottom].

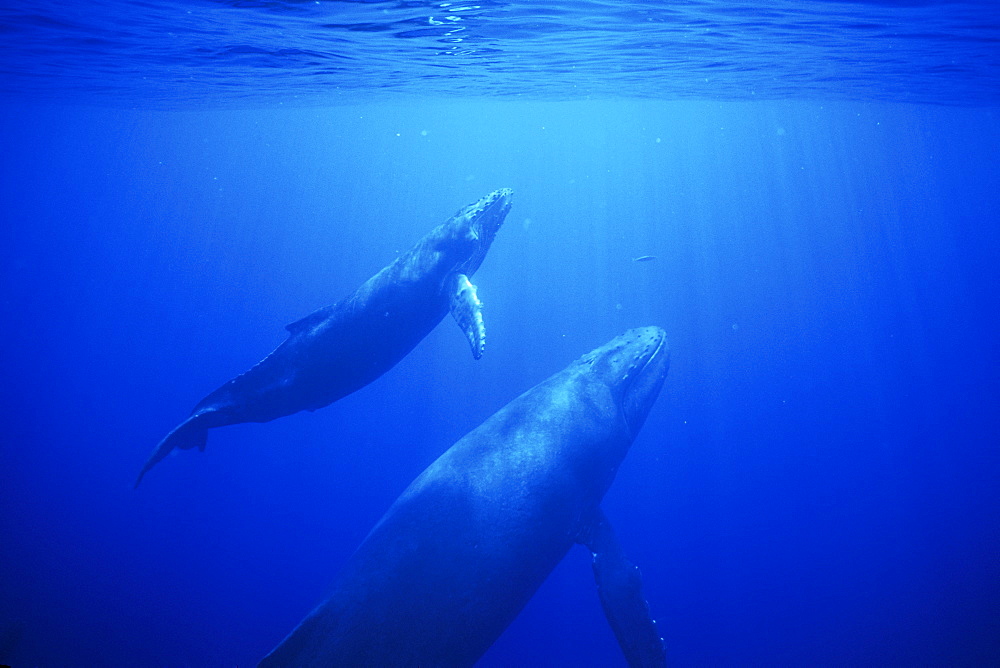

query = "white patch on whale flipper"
[[448, 272, 486, 360]]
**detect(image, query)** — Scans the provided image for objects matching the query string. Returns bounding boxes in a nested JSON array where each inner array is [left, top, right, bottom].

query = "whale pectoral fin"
[[578, 508, 666, 668], [133, 415, 209, 489], [447, 272, 486, 360]]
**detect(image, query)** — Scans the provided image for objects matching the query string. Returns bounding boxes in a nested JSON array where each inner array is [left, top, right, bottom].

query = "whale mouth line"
[[449, 188, 513, 279], [469, 188, 513, 221], [621, 332, 665, 393], [467, 187, 510, 209], [618, 329, 667, 437], [465, 188, 512, 246]]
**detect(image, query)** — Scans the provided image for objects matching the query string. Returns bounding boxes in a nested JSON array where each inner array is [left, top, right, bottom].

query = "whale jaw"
[[579, 327, 669, 437]]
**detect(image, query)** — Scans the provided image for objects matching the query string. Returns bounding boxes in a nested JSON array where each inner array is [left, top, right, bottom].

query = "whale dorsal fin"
[[285, 305, 334, 334], [447, 273, 486, 360], [578, 507, 666, 668]]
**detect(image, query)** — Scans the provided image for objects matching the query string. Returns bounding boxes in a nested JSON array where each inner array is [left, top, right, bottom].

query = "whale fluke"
[[134, 415, 208, 488]]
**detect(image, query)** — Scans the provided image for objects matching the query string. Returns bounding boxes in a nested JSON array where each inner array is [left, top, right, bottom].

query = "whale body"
[[135, 189, 513, 487], [261, 326, 670, 667]]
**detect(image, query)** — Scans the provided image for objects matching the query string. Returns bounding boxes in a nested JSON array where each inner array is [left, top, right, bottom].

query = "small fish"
[[632, 255, 657, 263]]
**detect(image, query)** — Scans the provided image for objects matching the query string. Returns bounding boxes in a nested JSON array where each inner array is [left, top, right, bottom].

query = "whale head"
[[448, 188, 513, 276], [579, 326, 669, 438]]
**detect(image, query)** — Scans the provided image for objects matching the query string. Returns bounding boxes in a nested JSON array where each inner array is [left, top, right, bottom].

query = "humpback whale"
[[135, 188, 513, 488], [260, 326, 670, 667]]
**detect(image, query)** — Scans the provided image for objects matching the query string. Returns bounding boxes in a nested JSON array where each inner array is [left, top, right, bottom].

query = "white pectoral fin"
[[447, 273, 486, 360], [579, 508, 667, 668]]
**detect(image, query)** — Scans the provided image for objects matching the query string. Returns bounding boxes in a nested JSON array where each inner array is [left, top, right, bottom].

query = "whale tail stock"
[[134, 415, 209, 489]]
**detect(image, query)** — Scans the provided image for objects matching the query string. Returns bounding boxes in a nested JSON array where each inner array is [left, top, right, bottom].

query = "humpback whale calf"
[[135, 189, 513, 487], [260, 326, 670, 667]]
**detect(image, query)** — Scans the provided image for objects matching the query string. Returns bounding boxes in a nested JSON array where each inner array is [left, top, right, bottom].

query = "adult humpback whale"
[[260, 326, 670, 668], [135, 188, 513, 488]]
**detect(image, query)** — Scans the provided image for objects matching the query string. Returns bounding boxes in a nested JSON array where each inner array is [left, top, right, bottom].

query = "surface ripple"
[[1, 0, 997, 107]]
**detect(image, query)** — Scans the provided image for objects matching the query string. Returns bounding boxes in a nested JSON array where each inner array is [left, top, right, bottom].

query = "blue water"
[[2, 2, 999, 667], [3, 0, 999, 106]]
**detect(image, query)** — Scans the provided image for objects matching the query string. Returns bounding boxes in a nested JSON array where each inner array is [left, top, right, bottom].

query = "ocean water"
[[2, 1, 999, 666]]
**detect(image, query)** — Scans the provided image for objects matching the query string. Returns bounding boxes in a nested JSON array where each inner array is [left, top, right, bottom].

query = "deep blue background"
[[1, 99, 998, 666]]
